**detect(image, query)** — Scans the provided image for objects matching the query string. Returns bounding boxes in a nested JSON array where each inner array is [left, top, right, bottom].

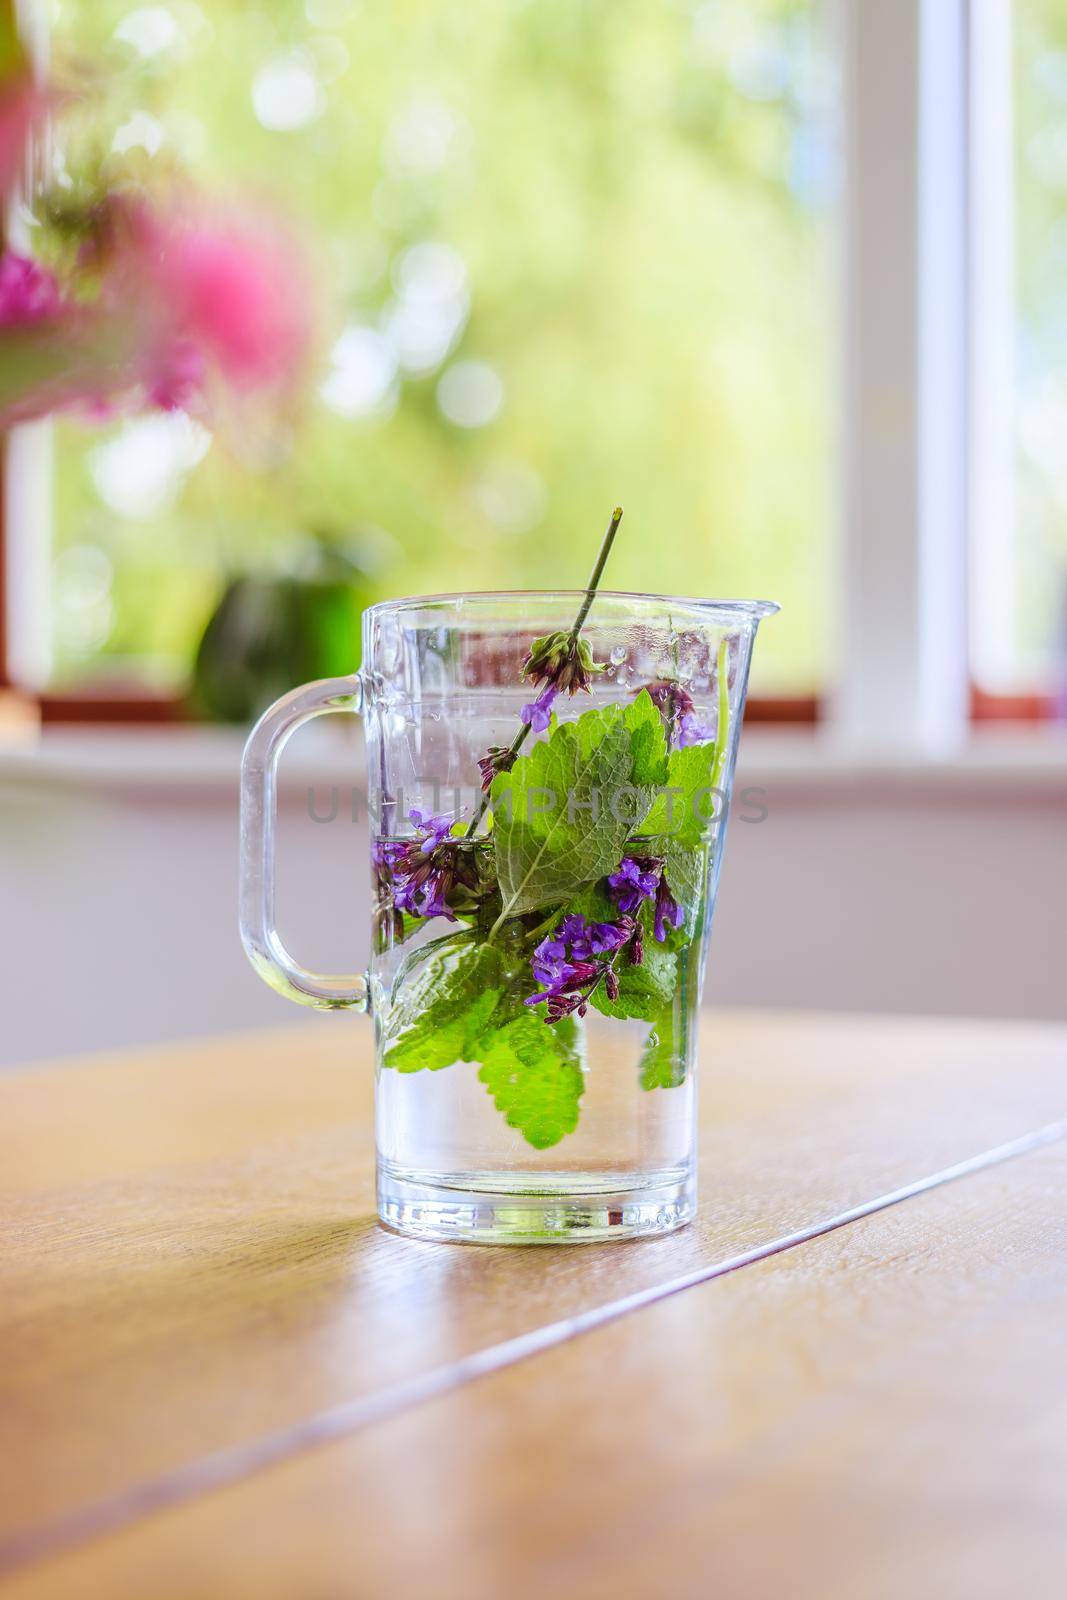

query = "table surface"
[[1, 1010, 1065, 1599]]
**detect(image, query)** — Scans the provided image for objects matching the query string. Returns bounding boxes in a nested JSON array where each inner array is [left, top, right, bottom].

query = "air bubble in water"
[[609, 645, 627, 665]]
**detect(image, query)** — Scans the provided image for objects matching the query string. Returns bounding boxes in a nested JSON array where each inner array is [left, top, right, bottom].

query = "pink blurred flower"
[[0, 251, 62, 327], [114, 201, 315, 408], [0, 193, 318, 429], [145, 338, 206, 412], [0, 71, 47, 202]]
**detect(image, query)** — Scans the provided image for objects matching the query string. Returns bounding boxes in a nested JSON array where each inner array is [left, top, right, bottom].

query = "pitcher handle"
[[239, 675, 369, 1012]]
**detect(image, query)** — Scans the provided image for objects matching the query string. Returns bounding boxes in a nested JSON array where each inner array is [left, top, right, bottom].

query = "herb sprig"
[[375, 507, 732, 1147], [464, 505, 623, 837]]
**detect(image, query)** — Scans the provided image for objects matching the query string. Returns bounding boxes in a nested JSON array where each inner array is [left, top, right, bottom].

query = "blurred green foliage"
[[191, 539, 373, 721], [49, 0, 836, 697], [1014, 0, 1067, 690]]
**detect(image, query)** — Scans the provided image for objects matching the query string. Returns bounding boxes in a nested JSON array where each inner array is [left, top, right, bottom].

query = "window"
[[5, 2, 1065, 734], [970, 0, 1067, 707], [967, 0, 1067, 715], [22, 0, 837, 710]]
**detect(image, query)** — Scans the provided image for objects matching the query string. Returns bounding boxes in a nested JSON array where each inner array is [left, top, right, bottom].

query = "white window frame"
[[832, 0, 971, 755]]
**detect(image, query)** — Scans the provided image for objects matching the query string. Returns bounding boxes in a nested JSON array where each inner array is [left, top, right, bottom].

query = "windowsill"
[[1, 722, 1067, 797], [737, 726, 1067, 793], [0, 722, 365, 796]]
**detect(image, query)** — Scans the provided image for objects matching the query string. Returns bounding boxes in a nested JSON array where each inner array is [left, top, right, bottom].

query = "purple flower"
[[390, 876, 429, 918], [408, 808, 454, 848], [523, 631, 602, 695], [390, 867, 447, 920], [372, 838, 406, 872], [416, 880, 452, 920], [637, 678, 715, 750], [607, 856, 661, 915], [372, 807, 482, 925], [524, 958, 599, 1010], [531, 936, 570, 988], [524, 909, 638, 1020], [584, 920, 631, 956], [520, 683, 557, 733], [477, 744, 517, 791], [544, 990, 586, 1024], [678, 710, 714, 747], [372, 838, 407, 948], [653, 878, 685, 943], [553, 912, 627, 960], [642, 679, 693, 719]]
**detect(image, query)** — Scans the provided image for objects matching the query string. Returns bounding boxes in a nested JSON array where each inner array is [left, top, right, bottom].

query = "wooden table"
[[1, 1011, 1065, 1599]]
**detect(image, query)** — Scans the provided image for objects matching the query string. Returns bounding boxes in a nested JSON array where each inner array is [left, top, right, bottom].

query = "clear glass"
[[240, 591, 777, 1243]]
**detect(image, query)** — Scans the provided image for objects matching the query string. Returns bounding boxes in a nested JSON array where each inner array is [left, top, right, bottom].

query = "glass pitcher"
[[240, 591, 777, 1243]]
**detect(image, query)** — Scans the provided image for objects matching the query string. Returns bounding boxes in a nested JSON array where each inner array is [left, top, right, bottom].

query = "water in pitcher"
[[374, 925, 699, 1206]]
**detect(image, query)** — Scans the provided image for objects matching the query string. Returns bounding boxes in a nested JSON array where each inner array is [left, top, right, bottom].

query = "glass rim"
[[366, 589, 781, 623]]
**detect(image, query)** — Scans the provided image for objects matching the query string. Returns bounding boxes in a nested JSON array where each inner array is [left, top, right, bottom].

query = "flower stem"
[[465, 504, 624, 841], [709, 635, 731, 798], [464, 721, 533, 841], [568, 505, 624, 642]]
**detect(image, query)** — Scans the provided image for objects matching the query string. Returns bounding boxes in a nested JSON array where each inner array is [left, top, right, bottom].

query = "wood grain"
[[0, 1011, 1064, 1580], [11, 1140, 1063, 1600]]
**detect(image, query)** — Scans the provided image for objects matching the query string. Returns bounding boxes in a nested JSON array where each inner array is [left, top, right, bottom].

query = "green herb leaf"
[[623, 689, 669, 787], [387, 926, 476, 1003], [590, 941, 677, 1021], [637, 1006, 686, 1089], [563, 878, 617, 926], [490, 703, 648, 919], [640, 742, 721, 847], [477, 1011, 585, 1149], [662, 843, 706, 935], [384, 944, 503, 1073]]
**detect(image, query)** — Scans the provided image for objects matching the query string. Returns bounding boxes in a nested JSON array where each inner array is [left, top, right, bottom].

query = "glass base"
[[377, 1161, 695, 1245]]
